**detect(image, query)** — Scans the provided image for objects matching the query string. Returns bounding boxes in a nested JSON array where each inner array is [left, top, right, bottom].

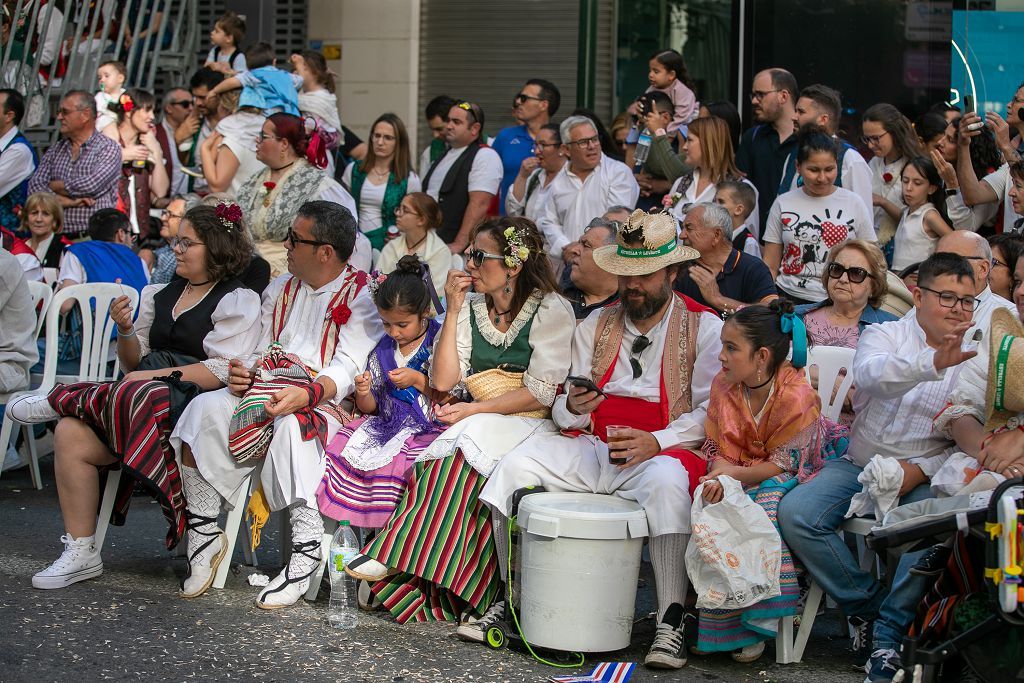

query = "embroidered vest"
[[270, 266, 368, 369], [590, 296, 702, 422]]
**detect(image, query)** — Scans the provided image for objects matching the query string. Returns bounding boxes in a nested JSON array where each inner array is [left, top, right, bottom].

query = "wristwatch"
[[944, 188, 959, 197]]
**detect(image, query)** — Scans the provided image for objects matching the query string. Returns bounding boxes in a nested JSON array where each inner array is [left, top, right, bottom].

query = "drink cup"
[[606, 425, 631, 465]]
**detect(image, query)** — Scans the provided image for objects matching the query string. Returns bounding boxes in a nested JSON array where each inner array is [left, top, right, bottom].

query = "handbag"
[[136, 350, 203, 426], [463, 363, 549, 419], [685, 475, 783, 610]]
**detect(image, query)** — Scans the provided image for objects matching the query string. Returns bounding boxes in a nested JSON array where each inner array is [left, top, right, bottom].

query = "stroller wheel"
[[485, 625, 507, 649]]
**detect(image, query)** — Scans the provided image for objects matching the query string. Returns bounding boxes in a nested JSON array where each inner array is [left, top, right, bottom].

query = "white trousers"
[[170, 387, 341, 512], [480, 432, 692, 536]]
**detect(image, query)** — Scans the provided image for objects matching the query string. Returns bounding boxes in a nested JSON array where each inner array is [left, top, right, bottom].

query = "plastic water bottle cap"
[[340, 520, 351, 526]]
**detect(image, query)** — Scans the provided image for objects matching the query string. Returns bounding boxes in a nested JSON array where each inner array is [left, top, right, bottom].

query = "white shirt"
[[341, 162, 423, 234], [552, 303, 724, 450], [537, 154, 640, 255], [904, 285, 1016, 345], [95, 90, 123, 132], [981, 163, 1024, 231], [376, 230, 451, 298], [505, 164, 563, 223], [671, 171, 761, 239], [763, 186, 876, 301], [784, 144, 873, 220], [849, 314, 962, 474], [249, 272, 383, 397], [0, 127, 37, 198], [945, 189, 998, 232], [0, 248, 39, 374], [425, 144, 503, 199], [735, 221, 762, 258], [132, 282, 262, 383], [215, 112, 266, 197], [869, 155, 906, 239], [891, 203, 940, 272]]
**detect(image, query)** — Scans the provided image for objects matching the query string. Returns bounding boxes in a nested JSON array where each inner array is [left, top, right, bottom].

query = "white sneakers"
[[32, 534, 103, 589], [8, 394, 59, 425]]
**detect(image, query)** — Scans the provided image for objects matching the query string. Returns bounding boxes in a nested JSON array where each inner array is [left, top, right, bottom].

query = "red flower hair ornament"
[[119, 93, 134, 113], [215, 202, 243, 232]]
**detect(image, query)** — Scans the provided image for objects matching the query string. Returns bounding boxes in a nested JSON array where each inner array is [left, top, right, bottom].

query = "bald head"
[[936, 231, 991, 295]]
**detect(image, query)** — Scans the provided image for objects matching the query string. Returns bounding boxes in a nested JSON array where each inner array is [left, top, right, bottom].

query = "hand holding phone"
[[566, 375, 604, 397]]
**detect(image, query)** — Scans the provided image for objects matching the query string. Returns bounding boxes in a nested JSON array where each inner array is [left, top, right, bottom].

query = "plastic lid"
[[520, 492, 649, 540], [340, 520, 351, 526]]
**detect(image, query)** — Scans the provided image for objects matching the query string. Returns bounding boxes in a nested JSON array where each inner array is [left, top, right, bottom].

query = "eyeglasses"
[[57, 106, 88, 116], [565, 135, 601, 149], [749, 89, 781, 102], [861, 131, 890, 146], [169, 100, 193, 108], [257, 131, 282, 142], [162, 209, 184, 220], [629, 335, 651, 379], [993, 258, 1009, 269], [170, 237, 204, 252], [918, 285, 978, 312], [284, 229, 328, 248], [467, 248, 505, 268], [372, 133, 396, 142], [534, 141, 560, 151], [826, 262, 869, 284], [515, 93, 544, 104], [394, 205, 419, 217]]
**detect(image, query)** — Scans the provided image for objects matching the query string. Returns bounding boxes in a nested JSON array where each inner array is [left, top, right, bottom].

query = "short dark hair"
[[244, 42, 275, 70], [799, 84, 841, 124], [0, 88, 25, 125], [540, 122, 561, 144], [215, 11, 246, 46], [182, 204, 254, 281], [796, 124, 838, 164], [88, 208, 131, 242], [716, 179, 756, 219], [913, 112, 949, 146], [297, 200, 356, 263], [917, 252, 975, 289], [425, 95, 457, 121], [99, 60, 126, 77], [63, 90, 96, 118], [642, 90, 674, 116], [189, 67, 225, 92], [525, 78, 561, 117], [768, 68, 799, 100]]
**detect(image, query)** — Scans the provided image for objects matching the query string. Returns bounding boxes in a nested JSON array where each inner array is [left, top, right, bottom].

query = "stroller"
[[865, 478, 1024, 682]]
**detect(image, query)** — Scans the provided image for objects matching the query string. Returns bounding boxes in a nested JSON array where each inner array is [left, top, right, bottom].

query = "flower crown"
[[367, 271, 388, 296], [214, 202, 242, 232], [502, 225, 531, 268], [119, 93, 134, 113]]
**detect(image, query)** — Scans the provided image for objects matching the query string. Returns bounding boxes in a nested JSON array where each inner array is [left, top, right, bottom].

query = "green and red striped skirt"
[[363, 451, 500, 623]]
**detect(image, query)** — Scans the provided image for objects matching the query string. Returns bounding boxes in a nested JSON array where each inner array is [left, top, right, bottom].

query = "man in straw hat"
[[480, 209, 723, 670], [780, 252, 980, 682]]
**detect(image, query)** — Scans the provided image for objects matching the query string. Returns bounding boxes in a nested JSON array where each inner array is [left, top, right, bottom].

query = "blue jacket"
[[794, 301, 897, 334]]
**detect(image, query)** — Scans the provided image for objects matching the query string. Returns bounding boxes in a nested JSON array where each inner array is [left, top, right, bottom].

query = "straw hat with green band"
[[593, 208, 700, 277], [984, 307, 1024, 434]]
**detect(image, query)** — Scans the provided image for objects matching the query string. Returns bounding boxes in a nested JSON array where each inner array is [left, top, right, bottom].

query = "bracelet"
[[118, 327, 136, 338]]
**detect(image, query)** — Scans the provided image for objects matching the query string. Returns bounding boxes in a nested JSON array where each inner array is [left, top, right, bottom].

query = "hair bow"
[[780, 312, 808, 369]]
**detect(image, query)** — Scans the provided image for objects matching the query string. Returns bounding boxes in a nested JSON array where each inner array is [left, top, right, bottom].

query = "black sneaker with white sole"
[[644, 603, 687, 669], [456, 600, 505, 643]]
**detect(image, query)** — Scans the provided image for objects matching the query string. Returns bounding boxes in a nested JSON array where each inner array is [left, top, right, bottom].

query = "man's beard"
[[621, 279, 672, 321]]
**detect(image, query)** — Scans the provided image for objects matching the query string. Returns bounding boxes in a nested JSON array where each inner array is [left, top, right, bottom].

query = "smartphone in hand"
[[566, 375, 605, 396]]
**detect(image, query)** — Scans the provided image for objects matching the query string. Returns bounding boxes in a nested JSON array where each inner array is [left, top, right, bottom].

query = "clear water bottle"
[[633, 127, 652, 171], [327, 521, 359, 629]]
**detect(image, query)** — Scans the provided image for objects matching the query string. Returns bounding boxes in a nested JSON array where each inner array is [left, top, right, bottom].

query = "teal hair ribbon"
[[780, 312, 808, 369]]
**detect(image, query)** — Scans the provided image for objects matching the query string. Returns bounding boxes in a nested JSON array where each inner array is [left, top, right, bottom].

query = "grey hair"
[[690, 201, 734, 241], [297, 200, 357, 262], [604, 205, 632, 216], [584, 216, 619, 243], [179, 193, 204, 211], [162, 87, 189, 109], [63, 90, 96, 118], [559, 115, 596, 144]]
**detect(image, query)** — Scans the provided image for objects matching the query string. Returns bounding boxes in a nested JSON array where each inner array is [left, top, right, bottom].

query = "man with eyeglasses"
[[736, 68, 799, 230], [562, 217, 620, 320], [483, 209, 723, 670], [491, 79, 561, 210], [28, 91, 121, 239], [180, 68, 226, 193], [536, 116, 639, 269], [779, 252, 980, 682], [158, 87, 195, 197], [0, 89, 37, 235], [422, 101, 503, 254]]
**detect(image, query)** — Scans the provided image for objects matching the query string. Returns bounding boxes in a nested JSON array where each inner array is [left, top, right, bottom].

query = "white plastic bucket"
[[516, 492, 649, 652]]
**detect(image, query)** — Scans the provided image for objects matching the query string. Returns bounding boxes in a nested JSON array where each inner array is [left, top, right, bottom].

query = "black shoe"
[[849, 615, 874, 659], [645, 603, 687, 669], [908, 543, 951, 577]]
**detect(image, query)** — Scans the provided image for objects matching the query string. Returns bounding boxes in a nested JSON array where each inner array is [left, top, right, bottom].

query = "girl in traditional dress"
[[342, 217, 575, 625], [692, 300, 847, 662], [316, 255, 443, 528]]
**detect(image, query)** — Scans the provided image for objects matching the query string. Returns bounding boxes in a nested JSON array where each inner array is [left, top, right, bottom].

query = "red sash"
[[589, 357, 706, 496]]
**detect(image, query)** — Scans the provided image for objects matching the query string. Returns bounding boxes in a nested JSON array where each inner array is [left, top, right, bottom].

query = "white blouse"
[[670, 170, 761, 239], [869, 155, 906, 241], [216, 112, 266, 197], [375, 230, 451, 299], [341, 162, 423, 234], [433, 290, 575, 407], [132, 283, 263, 383]]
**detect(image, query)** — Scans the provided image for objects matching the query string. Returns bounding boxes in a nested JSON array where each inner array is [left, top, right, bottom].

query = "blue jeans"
[[778, 457, 933, 650]]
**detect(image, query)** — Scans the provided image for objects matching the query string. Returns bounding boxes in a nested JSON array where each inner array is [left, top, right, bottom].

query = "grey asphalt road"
[[0, 459, 864, 683]]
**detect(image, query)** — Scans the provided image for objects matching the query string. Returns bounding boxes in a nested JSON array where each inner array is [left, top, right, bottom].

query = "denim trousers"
[[778, 457, 934, 652]]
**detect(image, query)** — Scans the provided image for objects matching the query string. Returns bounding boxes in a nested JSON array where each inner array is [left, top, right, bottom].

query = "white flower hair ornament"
[[502, 225, 532, 268]]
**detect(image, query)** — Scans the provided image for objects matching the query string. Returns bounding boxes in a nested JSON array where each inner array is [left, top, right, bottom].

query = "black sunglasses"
[[629, 335, 651, 379], [467, 248, 505, 268], [515, 93, 544, 104], [285, 229, 328, 248], [169, 100, 193, 108], [826, 262, 869, 284]]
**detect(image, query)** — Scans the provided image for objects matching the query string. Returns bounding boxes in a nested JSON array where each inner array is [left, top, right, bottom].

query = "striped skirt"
[[316, 417, 439, 528], [48, 379, 185, 549], [696, 475, 800, 651], [362, 451, 500, 623]]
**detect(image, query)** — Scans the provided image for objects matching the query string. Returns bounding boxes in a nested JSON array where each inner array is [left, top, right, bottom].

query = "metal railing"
[[2, 0, 200, 151]]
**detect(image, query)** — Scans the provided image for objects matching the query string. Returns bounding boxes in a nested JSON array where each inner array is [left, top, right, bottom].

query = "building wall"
[[307, 0, 421, 150]]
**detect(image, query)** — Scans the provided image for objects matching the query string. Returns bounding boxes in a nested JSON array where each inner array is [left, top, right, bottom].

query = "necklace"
[[405, 233, 427, 253], [372, 166, 390, 179], [271, 159, 296, 175], [492, 307, 512, 325], [398, 323, 430, 356], [186, 278, 212, 291]]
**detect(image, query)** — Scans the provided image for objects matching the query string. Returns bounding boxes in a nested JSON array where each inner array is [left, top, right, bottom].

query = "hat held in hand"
[[593, 208, 700, 277], [984, 307, 1024, 434]]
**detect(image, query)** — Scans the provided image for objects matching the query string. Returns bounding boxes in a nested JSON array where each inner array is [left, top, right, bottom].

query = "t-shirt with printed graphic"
[[763, 186, 874, 302]]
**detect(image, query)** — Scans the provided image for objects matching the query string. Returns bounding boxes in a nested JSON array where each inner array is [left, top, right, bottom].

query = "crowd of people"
[[3, 12, 1024, 682]]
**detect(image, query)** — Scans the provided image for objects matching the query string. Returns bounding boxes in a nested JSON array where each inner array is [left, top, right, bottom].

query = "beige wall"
[[307, 0, 421, 152]]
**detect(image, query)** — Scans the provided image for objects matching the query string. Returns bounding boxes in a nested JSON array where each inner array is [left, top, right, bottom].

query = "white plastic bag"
[[685, 475, 782, 610]]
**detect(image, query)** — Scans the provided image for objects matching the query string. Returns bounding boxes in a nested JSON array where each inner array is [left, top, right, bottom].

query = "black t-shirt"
[[563, 285, 618, 321], [674, 249, 777, 314], [736, 124, 798, 231]]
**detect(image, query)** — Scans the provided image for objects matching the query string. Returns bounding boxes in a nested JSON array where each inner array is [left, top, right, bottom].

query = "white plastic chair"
[[0, 283, 138, 488], [803, 345, 856, 422], [26, 281, 53, 336], [42, 267, 59, 287]]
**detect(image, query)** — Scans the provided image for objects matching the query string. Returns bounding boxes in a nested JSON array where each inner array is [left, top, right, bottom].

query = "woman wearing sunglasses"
[[795, 239, 896, 423]]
